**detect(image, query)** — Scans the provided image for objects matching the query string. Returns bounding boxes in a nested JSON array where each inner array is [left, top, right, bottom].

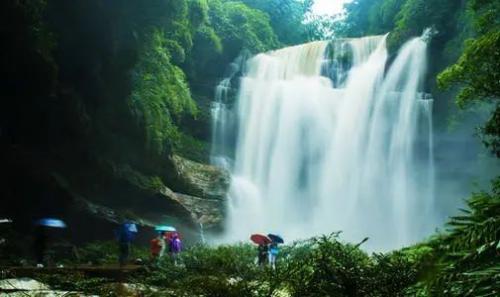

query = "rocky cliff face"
[[1, 153, 228, 247], [171, 155, 230, 201], [0, 0, 230, 247]]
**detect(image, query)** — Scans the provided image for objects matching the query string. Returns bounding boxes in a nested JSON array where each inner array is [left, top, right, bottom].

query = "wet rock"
[[171, 155, 230, 200], [103, 283, 171, 296], [173, 193, 224, 227], [2, 291, 92, 297], [0, 278, 94, 296], [0, 278, 50, 291], [46, 162, 226, 243]]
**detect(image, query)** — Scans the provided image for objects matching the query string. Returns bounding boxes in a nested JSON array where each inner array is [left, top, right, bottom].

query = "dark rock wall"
[[0, 0, 229, 250]]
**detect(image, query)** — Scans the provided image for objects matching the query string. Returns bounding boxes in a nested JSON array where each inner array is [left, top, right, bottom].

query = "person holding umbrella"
[[0, 219, 12, 248], [258, 244, 269, 266], [250, 234, 271, 267], [267, 234, 284, 269], [116, 221, 138, 267], [150, 225, 176, 265], [33, 218, 67, 268], [169, 233, 182, 266], [150, 231, 166, 264]]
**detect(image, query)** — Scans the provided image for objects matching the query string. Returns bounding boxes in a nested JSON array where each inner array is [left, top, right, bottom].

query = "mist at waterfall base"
[[212, 32, 446, 251]]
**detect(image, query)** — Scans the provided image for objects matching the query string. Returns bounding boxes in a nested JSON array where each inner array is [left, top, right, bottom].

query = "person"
[[34, 226, 47, 267], [169, 234, 182, 266], [257, 243, 268, 266], [150, 232, 166, 264], [116, 221, 136, 267], [268, 242, 279, 269]]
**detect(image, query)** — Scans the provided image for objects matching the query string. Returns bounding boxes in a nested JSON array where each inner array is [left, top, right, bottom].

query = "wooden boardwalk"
[[1, 265, 145, 280]]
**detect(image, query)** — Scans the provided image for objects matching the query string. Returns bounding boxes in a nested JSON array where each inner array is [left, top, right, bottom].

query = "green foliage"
[[78, 241, 149, 265], [336, 0, 386, 37], [277, 234, 428, 297], [387, 0, 461, 50], [28, 201, 500, 296], [39, 236, 429, 296], [240, 0, 314, 45], [78, 241, 119, 265], [437, 0, 500, 156], [438, 31, 500, 106], [129, 29, 197, 156], [186, 0, 280, 95], [109, 162, 166, 193], [207, 0, 279, 55], [137, 243, 261, 296], [370, 246, 434, 297], [333, 0, 464, 51], [142, 234, 430, 297], [330, 0, 497, 135], [280, 235, 373, 296], [415, 178, 500, 296], [172, 131, 211, 163], [373, 0, 407, 33], [188, 0, 210, 28], [37, 272, 111, 294], [181, 243, 258, 278]]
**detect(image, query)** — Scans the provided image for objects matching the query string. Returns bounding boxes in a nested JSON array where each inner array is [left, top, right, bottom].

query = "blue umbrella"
[[268, 234, 284, 244], [36, 218, 67, 228], [155, 225, 176, 232]]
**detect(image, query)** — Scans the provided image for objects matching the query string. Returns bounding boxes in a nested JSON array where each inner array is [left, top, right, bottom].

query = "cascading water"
[[212, 31, 436, 251]]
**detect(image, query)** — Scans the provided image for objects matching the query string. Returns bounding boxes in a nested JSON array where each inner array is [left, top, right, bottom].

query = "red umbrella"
[[250, 234, 272, 245]]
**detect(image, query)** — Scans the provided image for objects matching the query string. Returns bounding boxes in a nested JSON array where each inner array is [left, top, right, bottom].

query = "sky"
[[311, 0, 351, 16]]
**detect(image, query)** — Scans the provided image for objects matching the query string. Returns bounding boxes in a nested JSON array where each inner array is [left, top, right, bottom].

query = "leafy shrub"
[[182, 243, 258, 278], [78, 241, 148, 265], [421, 178, 500, 296], [129, 29, 197, 156], [131, 233, 427, 297], [31, 181, 500, 297]]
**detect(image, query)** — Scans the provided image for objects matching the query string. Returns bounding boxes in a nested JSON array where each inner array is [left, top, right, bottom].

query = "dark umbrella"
[[267, 234, 284, 244], [250, 234, 272, 245]]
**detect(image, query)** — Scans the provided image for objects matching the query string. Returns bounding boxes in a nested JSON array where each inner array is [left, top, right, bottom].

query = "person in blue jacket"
[[116, 221, 137, 267], [268, 242, 279, 269]]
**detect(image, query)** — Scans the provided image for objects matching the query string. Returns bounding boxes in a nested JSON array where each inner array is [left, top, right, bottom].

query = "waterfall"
[[199, 223, 206, 244], [212, 32, 436, 251], [211, 77, 232, 169]]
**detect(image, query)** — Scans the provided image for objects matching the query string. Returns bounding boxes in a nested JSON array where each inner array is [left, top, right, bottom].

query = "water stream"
[[212, 32, 436, 251]]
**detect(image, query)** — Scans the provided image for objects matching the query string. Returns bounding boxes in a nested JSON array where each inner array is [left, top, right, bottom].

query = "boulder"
[[0, 278, 50, 291], [105, 283, 163, 296], [0, 277, 93, 296], [173, 193, 224, 227], [171, 155, 230, 200]]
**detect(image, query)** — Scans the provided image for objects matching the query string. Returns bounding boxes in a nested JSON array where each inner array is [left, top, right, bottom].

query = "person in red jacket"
[[150, 232, 166, 264]]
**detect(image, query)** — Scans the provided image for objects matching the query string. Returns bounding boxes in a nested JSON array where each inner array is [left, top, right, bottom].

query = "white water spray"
[[212, 32, 436, 250]]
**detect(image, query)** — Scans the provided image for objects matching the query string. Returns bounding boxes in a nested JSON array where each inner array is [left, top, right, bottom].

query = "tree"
[[240, 0, 314, 45], [438, 0, 500, 157]]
